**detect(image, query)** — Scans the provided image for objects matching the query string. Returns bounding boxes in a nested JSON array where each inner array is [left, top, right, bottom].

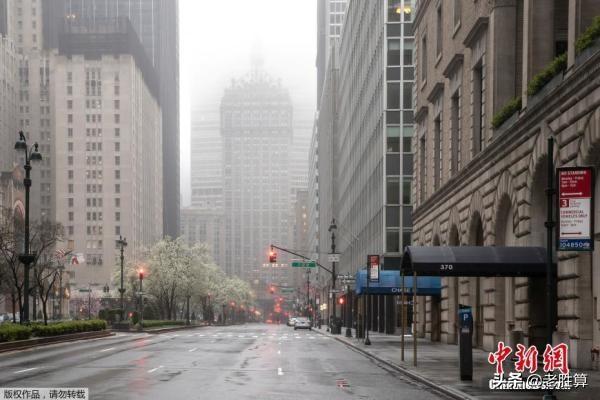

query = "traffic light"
[[270, 286, 275, 294], [269, 249, 277, 263], [338, 297, 345, 305]]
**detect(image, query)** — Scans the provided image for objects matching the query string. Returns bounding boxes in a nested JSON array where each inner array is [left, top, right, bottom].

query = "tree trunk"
[[41, 298, 48, 325], [11, 290, 16, 323]]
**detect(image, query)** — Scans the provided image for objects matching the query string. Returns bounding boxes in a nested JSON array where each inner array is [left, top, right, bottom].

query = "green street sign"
[[280, 287, 295, 293], [291, 260, 316, 268]]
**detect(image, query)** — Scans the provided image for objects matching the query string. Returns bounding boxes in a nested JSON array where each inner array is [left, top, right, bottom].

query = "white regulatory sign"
[[328, 253, 340, 262]]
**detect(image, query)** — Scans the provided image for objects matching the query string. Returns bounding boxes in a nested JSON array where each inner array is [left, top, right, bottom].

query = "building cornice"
[[426, 82, 444, 102], [413, 48, 600, 222], [463, 17, 489, 48], [443, 53, 464, 78], [415, 105, 429, 123]]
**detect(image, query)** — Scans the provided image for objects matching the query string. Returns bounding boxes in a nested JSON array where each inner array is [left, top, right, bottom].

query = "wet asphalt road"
[[0, 323, 446, 400]]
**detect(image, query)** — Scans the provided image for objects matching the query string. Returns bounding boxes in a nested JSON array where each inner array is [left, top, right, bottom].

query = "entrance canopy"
[[398, 246, 552, 277], [355, 270, 441, 296]]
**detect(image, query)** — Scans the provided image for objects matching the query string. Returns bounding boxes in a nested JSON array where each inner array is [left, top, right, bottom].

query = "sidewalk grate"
[[336, 378, 350, 388]]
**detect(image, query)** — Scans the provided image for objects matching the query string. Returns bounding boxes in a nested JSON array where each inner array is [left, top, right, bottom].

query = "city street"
[[0, 324, 446, 400]]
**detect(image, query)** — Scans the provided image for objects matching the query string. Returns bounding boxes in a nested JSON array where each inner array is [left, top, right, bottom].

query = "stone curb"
[[0, 330, 115, 353], [314, 329, 476, 400]]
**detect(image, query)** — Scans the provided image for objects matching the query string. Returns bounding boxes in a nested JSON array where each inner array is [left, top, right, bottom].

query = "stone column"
[[490, 0, 518, 114]]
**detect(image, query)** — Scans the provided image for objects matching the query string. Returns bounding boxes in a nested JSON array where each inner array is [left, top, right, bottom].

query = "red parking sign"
[[557, 167, 594, 251]]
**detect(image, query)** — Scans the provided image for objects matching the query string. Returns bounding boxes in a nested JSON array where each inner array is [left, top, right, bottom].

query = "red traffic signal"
[[269, 286, 275, 294], [338, 297, 345, 305], [269, 249, 277, 263]]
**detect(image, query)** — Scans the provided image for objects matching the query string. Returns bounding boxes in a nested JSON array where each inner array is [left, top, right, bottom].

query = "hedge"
[[31, 320, 107, 337], [0, 324, 32, 342], [526, 52, 567, 96], [575, 16, 600, 55], [141, 320, 186, 328], [491, 96, 522, 129]]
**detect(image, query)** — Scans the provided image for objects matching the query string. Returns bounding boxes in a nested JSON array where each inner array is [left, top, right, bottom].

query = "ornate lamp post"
[[116, 236, 127, 320], [138, 269, 144, 331], [14, 131, 42, 324], [328, 219, 338, 334]]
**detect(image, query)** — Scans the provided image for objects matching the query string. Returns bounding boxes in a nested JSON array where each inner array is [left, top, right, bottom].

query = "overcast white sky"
[[179, 0, 318, 206]]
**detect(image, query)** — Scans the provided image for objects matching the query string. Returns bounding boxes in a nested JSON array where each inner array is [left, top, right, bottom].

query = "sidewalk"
[[314, 327, 598, 400]]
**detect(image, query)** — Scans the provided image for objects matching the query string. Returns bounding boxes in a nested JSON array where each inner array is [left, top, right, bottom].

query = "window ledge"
[[435, 53, 443, 67], [452, 21, 461, 38]]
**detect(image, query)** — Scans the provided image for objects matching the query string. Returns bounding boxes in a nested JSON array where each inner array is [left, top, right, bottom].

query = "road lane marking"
[[187, 334, 193, 337], [14, 368, 37, 374], [277, 367, 284, 376], [198, 334, 205, 337], [99, 347, 115, 352], [277, 350, 281, 355], [252, 335, 258, 338], [238, 335, 245, 338], [147, 365, 164, 373], [189, 348, 198, 352]]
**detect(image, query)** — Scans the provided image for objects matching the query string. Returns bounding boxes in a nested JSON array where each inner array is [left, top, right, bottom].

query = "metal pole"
[[331, 230, 337, 333], [413, 271, 417, 367], [345, 288, 352, 337], [119, 240, 125, 319], [22, 162, 31, 324], [88, 285, 92, 320], [365, 270, 371, 345], [544, 138, 557, 400], [306, 270, 310, 317], [140, 275, 144, 330], [401, 271, 405, 361], [186, 295, 190, 325], [58, 266, 63, 320]]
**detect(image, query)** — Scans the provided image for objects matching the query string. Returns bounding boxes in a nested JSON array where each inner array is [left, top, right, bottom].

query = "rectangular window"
[[114, 100, 120, 109], [421, 36, 427, 82], [115, 212, 120, 221], [386, 206, 400, 227], [114, 114, 120, 123], [68, 198, 74, 207], [387, 177, 400, 204], [67, 100, 73, 109], [68, 226, 74, 235], [450, 92, 460, 174], [387, 83, 400, 109], [68, 184, 73, 193], [115, 170, 120, 179], [434, 117, 442, 190], [436, 5, 443, 57], [67, 114, 73, 123], [454, 0, 462, 28], [473, 63, 484, 155], [115, 184, 120, 193], [115, 198, 120, 207], [386, 230, 400, 253], [115, 142, 120, 151], [115, 128, 120, 137], [68, 156, 73, 166], [68, 128, 73, 138], [67, 142, 73, 152], [403, 82, 413, 109], [115, 226, 120, 235], [420, 136, 426, 201], [115, 156, 120, 165], [68, 212, 73, 222], [388, 39, 401, 65], [68, 170, 73, 179], [387, 126, 401, 153]]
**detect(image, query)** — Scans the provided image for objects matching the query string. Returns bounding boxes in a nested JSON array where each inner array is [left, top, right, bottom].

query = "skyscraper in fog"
[[43, 0, 180, 237], [316, 0, 346, 107], [220, 68, 293, 278]]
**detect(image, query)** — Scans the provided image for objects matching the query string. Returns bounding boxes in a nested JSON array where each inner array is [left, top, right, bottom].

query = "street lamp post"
[[14, 131, 42, 324], [328, 219, 338, 334], [116, 236, 127, 320], [138, 270, 144, 331]]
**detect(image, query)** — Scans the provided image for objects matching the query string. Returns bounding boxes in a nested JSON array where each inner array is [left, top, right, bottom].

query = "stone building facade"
[[413, 0, 600, 368]]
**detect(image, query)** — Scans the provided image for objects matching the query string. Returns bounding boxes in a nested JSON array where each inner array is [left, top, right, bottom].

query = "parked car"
[[294, 317, 311, 330], [287, 317, 297, 327]]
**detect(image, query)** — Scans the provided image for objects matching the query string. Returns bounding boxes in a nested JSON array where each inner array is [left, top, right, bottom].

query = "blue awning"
[[354, 270, 441, 296]]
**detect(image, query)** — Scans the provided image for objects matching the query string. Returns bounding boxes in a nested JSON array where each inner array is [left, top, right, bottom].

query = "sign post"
[[557, 166, 594, 251], [365, 255, 380, 345]]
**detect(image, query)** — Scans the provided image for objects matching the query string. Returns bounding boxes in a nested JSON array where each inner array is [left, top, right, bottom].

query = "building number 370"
[[440, 264, 454, 271]]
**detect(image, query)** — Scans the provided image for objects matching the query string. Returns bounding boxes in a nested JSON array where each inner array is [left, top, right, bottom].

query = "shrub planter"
[[575, 41, 600, 68], [527, 71, 564, 109], [0, 330, 113, 353], [492, 107, 519, 135]]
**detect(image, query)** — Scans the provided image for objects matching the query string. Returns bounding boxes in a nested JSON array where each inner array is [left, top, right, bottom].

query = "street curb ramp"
[[314, 329, 477, 400]]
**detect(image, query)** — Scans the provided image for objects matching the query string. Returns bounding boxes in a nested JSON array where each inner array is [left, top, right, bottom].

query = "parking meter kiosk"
[[458, 305, 473, 381]]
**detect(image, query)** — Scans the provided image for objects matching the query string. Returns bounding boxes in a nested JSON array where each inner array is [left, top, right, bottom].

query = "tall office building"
[[310, 0, 416, 332], [43, 0, 180, 237], [316, 0, 347, 107], [220, 68, 293, 278], [190, 107, 222, 210], [54, 18, 163, 287]]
